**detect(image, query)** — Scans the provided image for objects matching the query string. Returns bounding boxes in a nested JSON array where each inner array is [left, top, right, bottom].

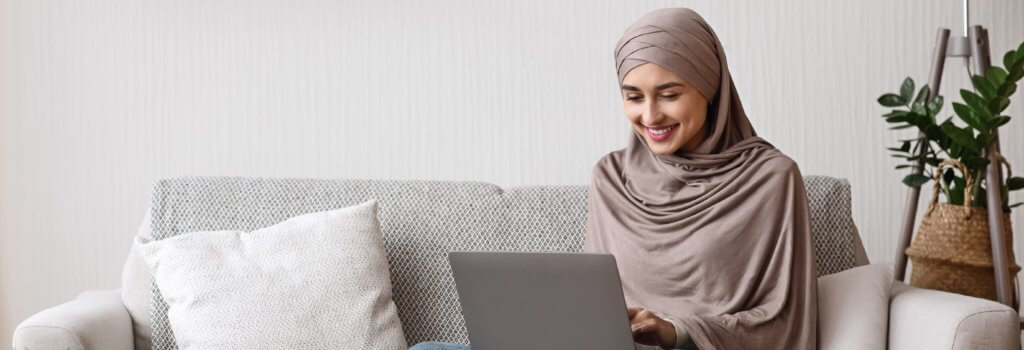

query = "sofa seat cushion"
[[817, 263, 894, 350]]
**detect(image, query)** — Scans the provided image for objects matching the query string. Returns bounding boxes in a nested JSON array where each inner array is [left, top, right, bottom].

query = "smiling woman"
[[619, 63, 709, 155], [585, 7, 818, 350]]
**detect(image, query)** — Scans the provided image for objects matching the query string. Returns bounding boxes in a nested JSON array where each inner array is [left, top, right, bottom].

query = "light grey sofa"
[[13, 176, 1021, 349]]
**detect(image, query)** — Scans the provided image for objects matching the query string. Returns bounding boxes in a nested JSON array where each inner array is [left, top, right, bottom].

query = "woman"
[[412, 7, 818, 350]]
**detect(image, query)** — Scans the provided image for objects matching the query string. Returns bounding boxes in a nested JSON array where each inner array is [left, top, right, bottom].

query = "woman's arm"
[[663, 315, 698, 349], [629, 307, 698, 349]]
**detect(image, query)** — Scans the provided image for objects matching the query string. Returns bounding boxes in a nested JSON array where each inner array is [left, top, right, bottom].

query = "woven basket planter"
[[905, 159, 1021, 301]]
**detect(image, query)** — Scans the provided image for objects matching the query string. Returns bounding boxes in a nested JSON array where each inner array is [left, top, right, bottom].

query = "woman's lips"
[[644, 124, 679, 142]]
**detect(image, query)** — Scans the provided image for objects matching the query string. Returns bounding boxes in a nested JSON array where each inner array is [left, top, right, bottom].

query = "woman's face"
[[620, 63, 709, 155]]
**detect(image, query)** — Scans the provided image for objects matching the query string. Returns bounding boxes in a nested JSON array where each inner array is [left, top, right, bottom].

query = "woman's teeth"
[[649, 127, 672, 134], [644, 124, 678, 142], [647, 125, 677, 134]]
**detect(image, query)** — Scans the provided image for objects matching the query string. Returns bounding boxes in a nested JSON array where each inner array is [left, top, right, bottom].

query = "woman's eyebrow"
[[620, 82, 685, 92]]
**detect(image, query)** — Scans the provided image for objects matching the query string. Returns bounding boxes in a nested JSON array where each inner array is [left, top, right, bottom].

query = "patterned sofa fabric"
[[144, 176, 857, 348]]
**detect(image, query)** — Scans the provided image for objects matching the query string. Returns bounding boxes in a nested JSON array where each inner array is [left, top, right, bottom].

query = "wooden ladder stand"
[[891, 1, 1019, 315]]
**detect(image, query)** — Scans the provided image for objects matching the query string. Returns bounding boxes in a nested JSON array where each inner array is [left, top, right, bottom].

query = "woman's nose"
[[642, 102, 662, 125]]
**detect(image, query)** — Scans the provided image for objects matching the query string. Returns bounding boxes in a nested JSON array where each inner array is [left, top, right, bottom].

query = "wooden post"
[[969, 25, 1015, 309], [894, 28, 950, 282]]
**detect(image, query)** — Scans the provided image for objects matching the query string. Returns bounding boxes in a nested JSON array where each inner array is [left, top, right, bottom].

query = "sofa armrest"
[[888, 281, 1020, 350], [13, 289, 134, 350]]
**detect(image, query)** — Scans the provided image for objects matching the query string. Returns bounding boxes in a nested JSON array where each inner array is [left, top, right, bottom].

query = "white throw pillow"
[[137, 199, 407, 350], [817, 263, 894, 350]]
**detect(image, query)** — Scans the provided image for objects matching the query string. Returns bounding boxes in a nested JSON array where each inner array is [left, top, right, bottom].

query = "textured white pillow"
[[817, 263, 894, 350], [137, 199, 407, 350]]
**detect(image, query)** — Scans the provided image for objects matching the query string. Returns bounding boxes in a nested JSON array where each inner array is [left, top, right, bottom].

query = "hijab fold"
[[583, 8, 818, 350]]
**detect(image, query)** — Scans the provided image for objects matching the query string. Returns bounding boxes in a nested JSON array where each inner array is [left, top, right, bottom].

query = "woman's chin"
[[646, 143, 679, 155]]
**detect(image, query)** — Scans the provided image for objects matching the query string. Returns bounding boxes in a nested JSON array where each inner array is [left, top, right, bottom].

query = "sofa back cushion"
[[142, 176, 857, 349]]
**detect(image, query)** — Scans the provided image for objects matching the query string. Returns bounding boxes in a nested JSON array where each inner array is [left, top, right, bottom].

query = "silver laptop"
[[448, 252, 637, 350]]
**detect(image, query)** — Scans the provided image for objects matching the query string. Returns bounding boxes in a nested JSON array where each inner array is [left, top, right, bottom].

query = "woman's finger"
[[627, 307, 642, 319], [630, 310, 655, 325], [630, 319, 656, 334]]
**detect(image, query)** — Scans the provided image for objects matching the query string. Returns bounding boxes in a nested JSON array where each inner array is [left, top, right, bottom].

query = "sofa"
[[13, 176, 1022, 349]]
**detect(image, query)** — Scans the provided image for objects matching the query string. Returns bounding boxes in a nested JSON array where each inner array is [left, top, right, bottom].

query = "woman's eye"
[[626, 94, 677, 102]]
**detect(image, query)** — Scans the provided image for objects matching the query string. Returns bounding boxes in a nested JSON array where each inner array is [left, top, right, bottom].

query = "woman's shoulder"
[[754, 148, 802, 178]]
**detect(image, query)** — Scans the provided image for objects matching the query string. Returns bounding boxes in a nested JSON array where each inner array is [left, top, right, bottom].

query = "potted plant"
[[876, 41, 1024, 301]]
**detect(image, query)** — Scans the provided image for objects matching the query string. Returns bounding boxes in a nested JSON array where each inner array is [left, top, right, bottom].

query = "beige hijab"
[[583, 8, 818, 349]]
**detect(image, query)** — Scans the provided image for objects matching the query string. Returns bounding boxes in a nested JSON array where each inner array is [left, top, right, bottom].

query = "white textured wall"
[[2, 0, 1023, 346]]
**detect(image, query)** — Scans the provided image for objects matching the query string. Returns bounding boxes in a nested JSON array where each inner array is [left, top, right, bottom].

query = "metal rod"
[[895, 28, 951, 282], [969, 25, 1015, 308]]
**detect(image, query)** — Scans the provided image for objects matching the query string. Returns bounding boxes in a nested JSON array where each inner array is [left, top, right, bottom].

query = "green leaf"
[[942, 123, 980, 152], [989, 97, 1010, 114], [895, 164, 914, 170], [997, 83, 1018, 97], [950, 176, 966, 205], [988, 67, 1009, 87], [887, 141, 912, 153], [911, 103, 926, 116], [885, 114, 912, 123], [923, 124, 945, 143], [903, 173, 931, 188], [972, 75, 997, 99], [943, 167, 956, 184], [1010, 45, 1024, 70], [953, 102, 987, 130], [939, 117, 955, 129], [909, 112, 933, 128], [889, 124, 915, 130], [885, 112, 926, 127], [974, 189, 989, 209], [878, 94, 906, 107], [1009, 202, 1023, 209], [914, 85, 931, 106], [976, 132, 995, 147], [989, 116, 1011, 129], [1005, 48, 1024, 74], [960, 89, 992, 119], [883, 110, 909, 118], [926, 95, 944, 117], [1008, 67, 1024, 84], [900, 77, 914, 101], [1008, 177, 1024, 191], [961, 155, 990, 170], [1005, 50, 1018, 72]]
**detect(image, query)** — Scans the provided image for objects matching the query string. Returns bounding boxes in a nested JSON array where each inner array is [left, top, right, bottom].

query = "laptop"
[[448, 252, 637, 350]]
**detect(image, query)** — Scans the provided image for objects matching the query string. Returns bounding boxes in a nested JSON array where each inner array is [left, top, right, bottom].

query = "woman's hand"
[[627, 307, 677, 349]]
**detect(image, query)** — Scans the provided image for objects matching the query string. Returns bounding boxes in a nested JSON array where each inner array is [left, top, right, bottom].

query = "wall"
[[2, 0, 1023, 346]]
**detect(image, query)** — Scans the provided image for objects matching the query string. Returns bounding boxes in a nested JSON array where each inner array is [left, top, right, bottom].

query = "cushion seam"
[[950, 309, 1015, 350]]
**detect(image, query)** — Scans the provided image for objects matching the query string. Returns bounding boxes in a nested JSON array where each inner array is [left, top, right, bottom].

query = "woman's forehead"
[[621, 63, 690, 89]]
